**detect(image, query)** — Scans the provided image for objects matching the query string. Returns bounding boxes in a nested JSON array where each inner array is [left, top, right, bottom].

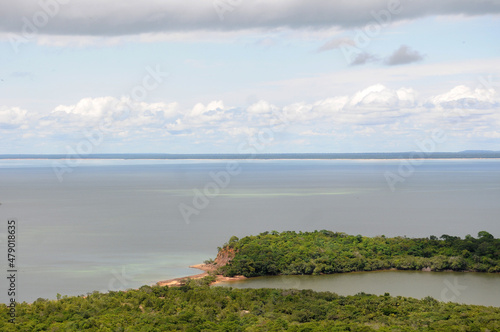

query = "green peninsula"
[[217, 231, 500, 277]]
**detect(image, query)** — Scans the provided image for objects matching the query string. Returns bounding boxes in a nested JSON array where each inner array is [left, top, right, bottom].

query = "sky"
[[0, 0, 499, 154]]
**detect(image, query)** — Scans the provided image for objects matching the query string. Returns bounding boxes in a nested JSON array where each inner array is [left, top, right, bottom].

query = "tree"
[[478, 231, 494, 241]]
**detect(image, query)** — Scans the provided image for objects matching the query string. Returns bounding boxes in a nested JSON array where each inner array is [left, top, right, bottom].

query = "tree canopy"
[[1, 277, 499, 331], [218, 231, 500, 277]]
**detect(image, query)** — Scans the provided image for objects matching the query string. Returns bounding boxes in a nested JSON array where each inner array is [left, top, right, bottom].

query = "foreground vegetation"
[[2, 231, 499, 330], [218, 231, 500, 277], [1, 277, 500, 331]]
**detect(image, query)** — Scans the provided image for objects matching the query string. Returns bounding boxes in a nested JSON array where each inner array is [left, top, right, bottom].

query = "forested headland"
[[216, 231, 500, 277]]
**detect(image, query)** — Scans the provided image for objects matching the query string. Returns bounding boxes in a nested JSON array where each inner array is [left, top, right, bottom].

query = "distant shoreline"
[[1, 151, 500, 160], [1, 158, 500, 160]]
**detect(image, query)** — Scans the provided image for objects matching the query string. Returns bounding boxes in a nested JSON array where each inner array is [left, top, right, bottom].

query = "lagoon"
[[217, 270, 500, 307]]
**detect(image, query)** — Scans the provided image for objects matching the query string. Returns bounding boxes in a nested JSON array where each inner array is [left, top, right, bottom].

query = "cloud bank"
[[1, 0, 499, 36], [2, 83, 499, 152]]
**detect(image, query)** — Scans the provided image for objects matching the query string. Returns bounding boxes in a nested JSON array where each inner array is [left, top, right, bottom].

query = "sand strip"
[[156, 264, 246, 287]]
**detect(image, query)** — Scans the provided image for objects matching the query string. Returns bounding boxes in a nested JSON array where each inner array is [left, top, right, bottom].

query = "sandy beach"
[[156, 263, 246, 287]]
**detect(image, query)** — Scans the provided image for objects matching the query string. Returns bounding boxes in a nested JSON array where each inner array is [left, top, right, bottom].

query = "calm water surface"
[[0, 159, 499, 303], [217, 271, 500, 307]]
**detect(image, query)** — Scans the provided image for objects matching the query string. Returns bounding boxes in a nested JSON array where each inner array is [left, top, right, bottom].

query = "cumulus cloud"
[[2, 83, 499, 151], [431, 85, 498, 109], [247, 100, 278, 114], [53, 97, 121, 118], [189, 101, 224, 117], [349, 84, 410, 107], [37, 97, 180, 136], [0, 107, 29, 128], [1, 0, 499, 37], [384, 45, 425, 66]]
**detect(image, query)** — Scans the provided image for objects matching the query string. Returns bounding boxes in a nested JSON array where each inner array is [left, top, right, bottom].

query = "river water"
[[217, 270, 500, 307]]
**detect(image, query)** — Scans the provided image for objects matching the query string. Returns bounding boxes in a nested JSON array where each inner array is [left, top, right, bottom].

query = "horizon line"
[[1, 151, 500, 160]]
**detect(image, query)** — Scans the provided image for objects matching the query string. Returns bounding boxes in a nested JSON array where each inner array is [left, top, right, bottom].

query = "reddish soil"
[[157, 247, 246, 287]]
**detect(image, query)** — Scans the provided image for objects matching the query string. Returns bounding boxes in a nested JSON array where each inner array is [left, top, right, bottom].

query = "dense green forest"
[[218, 231, 500, 277], [2, 231, 499, 330], [1, 277, 500, 331]]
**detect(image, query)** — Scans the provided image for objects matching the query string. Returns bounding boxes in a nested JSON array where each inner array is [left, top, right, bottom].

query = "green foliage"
[[218, 230, 500, 277], [1, 231, 497, 330], [204, 258, 215, 265], [1, 283, 499, 331]]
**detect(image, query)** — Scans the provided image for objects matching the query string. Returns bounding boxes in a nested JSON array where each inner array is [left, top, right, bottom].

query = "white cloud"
[[40, 97, 180, 134], [430, 85, 497, 108], [53, 96, 119, 118], [183, 101, 232, 128], [0, 107, 28, 126], [348, 84, 417, 109], [247, 100, 278, 114], [189, 100, 225, 117], [2, 82, 499, 152], [396, 87, 418, 106]]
